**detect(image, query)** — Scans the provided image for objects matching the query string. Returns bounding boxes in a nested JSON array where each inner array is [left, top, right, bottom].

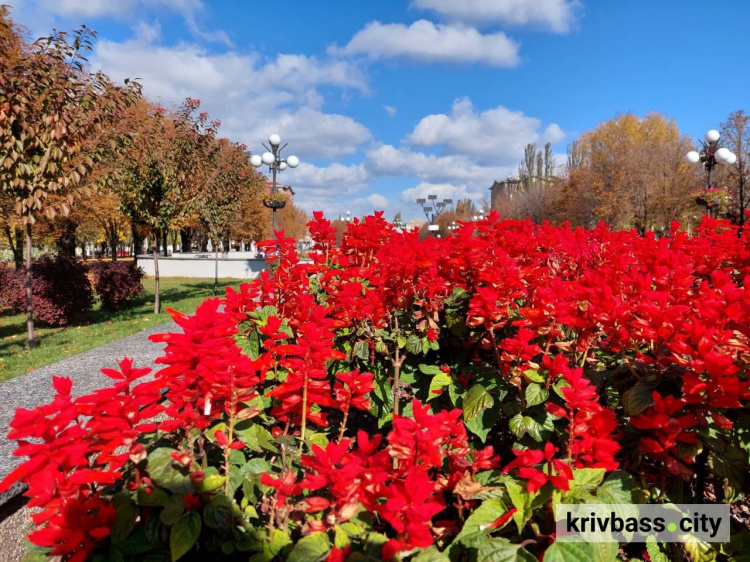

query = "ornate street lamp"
[[686, 129, 736, 218], [250, 134, 299, 231], [447, 220, 458, 233]]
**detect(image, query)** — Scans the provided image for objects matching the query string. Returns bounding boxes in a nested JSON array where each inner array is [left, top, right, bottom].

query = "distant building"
[[490, 177, 522, 209]]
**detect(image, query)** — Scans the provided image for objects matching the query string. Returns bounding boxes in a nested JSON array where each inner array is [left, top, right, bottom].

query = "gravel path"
[[0, 321, 177, 488]]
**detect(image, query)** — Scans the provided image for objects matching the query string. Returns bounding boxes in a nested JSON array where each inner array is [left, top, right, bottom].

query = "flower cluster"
[[3, 212, 750, 561]]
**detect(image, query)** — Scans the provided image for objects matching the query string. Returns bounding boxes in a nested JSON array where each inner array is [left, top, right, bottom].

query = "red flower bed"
[[3, 213, 750, 561]]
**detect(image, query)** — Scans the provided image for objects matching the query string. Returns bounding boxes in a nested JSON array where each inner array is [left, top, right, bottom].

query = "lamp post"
[[250, 134, 299, 231], [686, 129, 736, 218], [447, 220, 458, 234], [416, 194, 452, 236]]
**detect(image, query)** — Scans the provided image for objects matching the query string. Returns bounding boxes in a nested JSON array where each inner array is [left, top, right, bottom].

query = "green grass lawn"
[[0, 277, 244, 382]]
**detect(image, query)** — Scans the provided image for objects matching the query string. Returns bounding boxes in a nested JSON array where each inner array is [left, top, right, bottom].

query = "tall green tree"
[[0, 9, 139, 346]]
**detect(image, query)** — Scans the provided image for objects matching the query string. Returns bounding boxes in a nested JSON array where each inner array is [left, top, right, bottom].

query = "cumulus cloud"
[[366, 193, 389, 208], [288, 162, 371, 213], [92, 36, 371, 159], [405, 97, 565, 163], [333, 20, 520, 67], [412, 0, 581, 33], [384, 105, 398, 117]]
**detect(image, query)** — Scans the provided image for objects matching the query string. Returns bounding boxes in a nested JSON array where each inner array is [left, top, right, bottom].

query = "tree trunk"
[[132, 223, 143, 264], [214, 240, 219, 296], [25, 222, 36, 348], [179, 228, 188, 253], [162, 229, 169, 257], [3, 225, 23, 269], [153, 229, 160, 315], [56, 218, 77, 258]]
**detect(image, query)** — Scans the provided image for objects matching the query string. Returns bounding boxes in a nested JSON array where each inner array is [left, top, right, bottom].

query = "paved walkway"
[[0, 321, 180, 560], [0, 321, 177, 484]]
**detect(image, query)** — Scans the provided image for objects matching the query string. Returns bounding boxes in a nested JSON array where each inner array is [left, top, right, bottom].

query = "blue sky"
[[8, 0, 750, 221]]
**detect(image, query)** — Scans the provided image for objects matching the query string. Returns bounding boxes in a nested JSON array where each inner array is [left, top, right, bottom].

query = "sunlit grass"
[[0, 276, 243, 381]]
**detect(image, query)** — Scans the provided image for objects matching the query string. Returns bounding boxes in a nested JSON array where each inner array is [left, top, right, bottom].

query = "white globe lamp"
[[705, 130, 721, 143], [686, 151, 700, 164], [286, 155, 299, 168], [261, 151, 275, 165], [269, 134, 281, 147], [250, 154, 263, 168]]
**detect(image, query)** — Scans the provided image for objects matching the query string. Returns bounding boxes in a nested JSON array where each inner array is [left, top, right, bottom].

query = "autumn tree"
[[558, 113, 698, 231], [116, 98, 219, 313], [720, 110, 750, 233], [0, 10, 139, 346]]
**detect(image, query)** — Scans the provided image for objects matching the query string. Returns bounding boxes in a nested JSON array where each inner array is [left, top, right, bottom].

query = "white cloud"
[[412, 0, 581, 33], [92, 36, 371, 159], [366, 144, 512, 185], [32, 0, 202, 18], [366, 193, 388, 208], [405, 97, 565, 163], [288, 162, 371, 214], [334, 20, 520, 67], [384, 105, 398, 117]]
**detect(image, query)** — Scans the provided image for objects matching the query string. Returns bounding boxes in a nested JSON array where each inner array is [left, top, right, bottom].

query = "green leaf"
[[287, 532, 331, 562], [406, 334, 422, 354], [396, 336, 407, 349], [568, 468, 606, 493], [333, 526, 350, 550], [411, 546, 451, 561], [111, 498, 138, 544], [160, 495, 186, 526], [203, 495, 234, 529], [269, 529, 292, 556], [419, 364, 444, 376], [136, 488, 170, 507], [477, 538, 537, 562], [455, 498, 509, 546], [525, 383, 548, 408], [198, 467, 226, 494], [646, 537, 669, 562], [354, 340, 369, 361], [464, 402, 501, 442], [523, 369, 545, 384], [596, 471, 639, 505], [542, 541, 596, 562], [509, 414, 552, 442], [147, 448, 193, 495], [622, 382, 655, 415], [463, 384, 494, 422], [234, 421, 279, 453], [504, 478, 533, 533], [170, 512, 201, 561], [428, 373, 452, 401]]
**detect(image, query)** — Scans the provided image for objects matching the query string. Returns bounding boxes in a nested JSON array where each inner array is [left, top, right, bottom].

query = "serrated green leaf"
[[411, 546, 451, 561], [504, 478, 533, 533]]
